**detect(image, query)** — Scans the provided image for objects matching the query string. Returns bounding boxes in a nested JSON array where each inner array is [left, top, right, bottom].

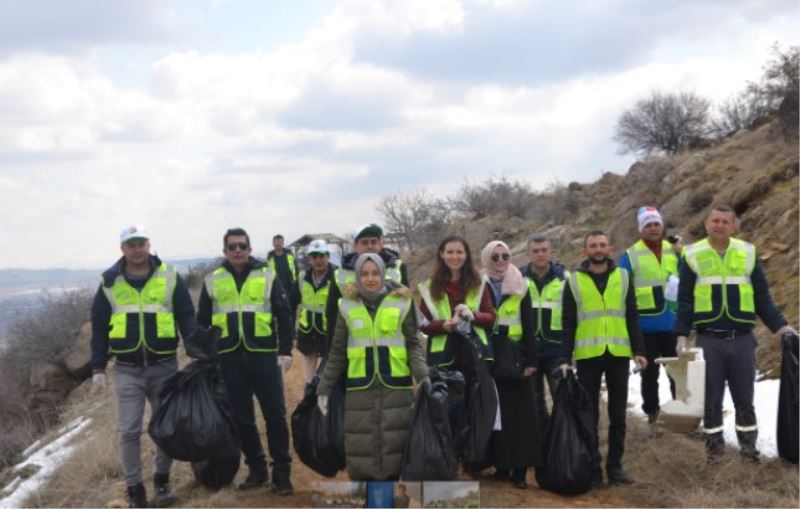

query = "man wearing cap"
[[267, 234, 298, 291], [324, 224, 408, 346], [674, 205, 797, 463], [619, 206, 680, 428], [197, 227, 295, 494], [90, 225, 196, 508], [289, 239, 337, 383]]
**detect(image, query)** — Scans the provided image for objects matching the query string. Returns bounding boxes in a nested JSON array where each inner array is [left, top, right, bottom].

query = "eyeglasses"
[[491, 253, 510, 262], [226, 242, 249, 251]]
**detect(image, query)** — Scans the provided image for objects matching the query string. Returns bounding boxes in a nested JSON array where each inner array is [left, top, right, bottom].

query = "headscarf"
[[480, 240, 527, 297], [354, 253, 387, 303]]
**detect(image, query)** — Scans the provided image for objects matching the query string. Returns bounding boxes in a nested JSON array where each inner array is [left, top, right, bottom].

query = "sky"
[[0, 0, 797, 269]]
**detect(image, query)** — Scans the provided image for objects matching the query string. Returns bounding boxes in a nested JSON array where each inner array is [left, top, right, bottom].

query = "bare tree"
[[377, 190, 438, 249], [614, 90, 710, 155]]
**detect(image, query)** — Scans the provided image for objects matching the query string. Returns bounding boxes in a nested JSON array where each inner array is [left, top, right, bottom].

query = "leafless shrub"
[[614, 90, 711, 155], [453, 175, 535, 219], [377, 189, 456, 249]]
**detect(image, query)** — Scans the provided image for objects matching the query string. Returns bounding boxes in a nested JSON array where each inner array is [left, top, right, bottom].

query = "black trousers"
[[219, 352, 292, 473], [697, 332, 757, 437], [640, 332, 677, 415], [533, 356, 561, 433], [576, 353, 630, 471]]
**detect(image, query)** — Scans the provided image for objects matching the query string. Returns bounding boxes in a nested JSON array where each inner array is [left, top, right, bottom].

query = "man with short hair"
[[619, 206, 679, 427], [674, 205, 796, 463], [560, 230, 647, 487], [520, 235, 568, 432], [91, 225, 196, 508], [289, 239, 337, 383], [197, 228, 295, 494], [324, 224, 408, 345], [267, 234, 298, 291]]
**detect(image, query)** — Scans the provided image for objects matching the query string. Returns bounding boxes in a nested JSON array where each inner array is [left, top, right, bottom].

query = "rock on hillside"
[[405, 118, 798, 376]]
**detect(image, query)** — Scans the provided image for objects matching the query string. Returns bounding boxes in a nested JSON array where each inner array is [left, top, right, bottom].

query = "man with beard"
[[559, 230, 647, 487]]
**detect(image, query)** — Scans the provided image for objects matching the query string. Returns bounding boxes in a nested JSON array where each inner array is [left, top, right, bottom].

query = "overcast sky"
[[1, 0, 797, 269]]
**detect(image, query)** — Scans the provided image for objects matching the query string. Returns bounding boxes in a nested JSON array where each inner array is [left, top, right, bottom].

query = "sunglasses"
[[227, 242, 250, 251], [491, 253, 510, 262]]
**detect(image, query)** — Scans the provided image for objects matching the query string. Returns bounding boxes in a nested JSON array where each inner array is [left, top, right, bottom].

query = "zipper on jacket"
[[138, 293, 148, 367]]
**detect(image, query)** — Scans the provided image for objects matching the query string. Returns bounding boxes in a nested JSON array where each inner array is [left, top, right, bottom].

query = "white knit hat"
[[637, 206, 662, 232]]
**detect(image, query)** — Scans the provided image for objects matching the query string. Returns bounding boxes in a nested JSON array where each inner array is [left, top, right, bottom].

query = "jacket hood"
[[102, 254, 163, 287]]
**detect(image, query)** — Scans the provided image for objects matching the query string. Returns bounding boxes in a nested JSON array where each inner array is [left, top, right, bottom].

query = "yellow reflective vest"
[[339, 293, 413, 390], [103, 263, 178, 355], [298, 268, 331, 335], [417, 278, 491, 366], [526, 274, 567, 343], [204, 266, 276, 354], [495, 294, 524, 343], [569, 268, 633, 361], [683, 238, 756, 327], [268, 252, 297, 283], [625, 240, 678, 315]]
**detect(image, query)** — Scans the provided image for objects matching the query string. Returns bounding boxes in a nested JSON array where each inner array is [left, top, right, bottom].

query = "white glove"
[[665, 275, 679, 302], [317, 394, 329, 416], [558, 363, 574, 377], [278, 355, 293, 373], [92, 372, 106, 391], [777, 325, 798, 337], [454, 304, 475, 322], [676, 335, 688, 354]]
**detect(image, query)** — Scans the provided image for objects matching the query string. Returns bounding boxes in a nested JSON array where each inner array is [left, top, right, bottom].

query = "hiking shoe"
[[511, 469, 527, 489], [271, 471, 294, 496], [127, 484, 147, 508], [607, 468, 635, 486], [150, 473, 176, 508], [647, 410, 659, 425], [590, 470, 603, 489], [238, 468, 268, 491]]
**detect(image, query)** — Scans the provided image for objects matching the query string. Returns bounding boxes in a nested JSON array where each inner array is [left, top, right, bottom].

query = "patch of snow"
[[1, 417, 92, 508]]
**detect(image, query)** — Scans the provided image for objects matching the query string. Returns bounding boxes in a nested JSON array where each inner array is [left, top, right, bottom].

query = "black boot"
[[606, 467, 634, 485], [590, 468, 603, 489], [150, 473, 176, 508], [705, 431, 725, 464], [510, 468, 527, 489], [737, 430, 760, 463], [127, 484, 147, 508], [271, 469, 293, 496], [238, 468, 268, 491]]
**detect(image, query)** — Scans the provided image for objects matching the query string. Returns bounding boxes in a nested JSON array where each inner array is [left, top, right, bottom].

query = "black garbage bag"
[[291, 375, 346, 477], [148, 358, 239, 462], [536, 371, 596, 495], [191, 450, 241, 490], [777, 333, 799, 464], [185, 325, 220, 362], [457, 326, 498, 465], [437, 368, 466, 406], [400, 368, 458, 480]]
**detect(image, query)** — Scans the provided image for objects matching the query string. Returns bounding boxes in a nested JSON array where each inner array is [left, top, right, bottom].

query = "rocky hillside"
[[404, 117, 798, 375]]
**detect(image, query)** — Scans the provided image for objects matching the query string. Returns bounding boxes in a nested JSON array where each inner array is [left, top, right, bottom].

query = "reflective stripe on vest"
[[417, 277, 491, 367], [626, 240, 678, 315], [569, 268, 632, 361], [495, 294, 524, 342], [684, 238, 756, 326], [340, 294, 413, 390], [204, 266, 276, 354], [298, 269, 330, 335], [102, 263, 178, 355], [526, 274, 567, 342]]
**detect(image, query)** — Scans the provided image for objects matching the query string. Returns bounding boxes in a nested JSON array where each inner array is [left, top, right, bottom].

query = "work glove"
[[676, 335, 688, 354], [777, 325, 798, 337], [558, 363, 574, 377], [278, 355, 293, 373], [91, 372, 106, 392], [454, 304, 475, 322], [317, 394, 329, 416]]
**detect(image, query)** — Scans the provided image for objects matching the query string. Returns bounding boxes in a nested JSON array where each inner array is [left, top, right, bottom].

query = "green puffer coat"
[[317, 283, 429, 480]]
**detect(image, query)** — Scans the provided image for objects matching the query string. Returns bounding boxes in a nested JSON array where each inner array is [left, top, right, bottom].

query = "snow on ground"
[[623, 361, 781, 457], [0, 416, 93, 508]]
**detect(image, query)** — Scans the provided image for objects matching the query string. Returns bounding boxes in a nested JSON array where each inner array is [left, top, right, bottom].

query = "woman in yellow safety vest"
[[480, 240, 541, 489], [316, 253, 429, 480]]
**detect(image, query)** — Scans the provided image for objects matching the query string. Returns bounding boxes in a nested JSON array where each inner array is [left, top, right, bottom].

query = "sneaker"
[[271, 471, 294, 496], [126, 484, 147, 508], [238, 468, 268, 491], [151, 473, 177, 508], [607, 468, 634, 486]]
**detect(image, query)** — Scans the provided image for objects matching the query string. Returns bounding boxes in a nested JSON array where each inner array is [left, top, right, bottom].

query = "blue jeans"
[[218, 351, 291, 473]]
